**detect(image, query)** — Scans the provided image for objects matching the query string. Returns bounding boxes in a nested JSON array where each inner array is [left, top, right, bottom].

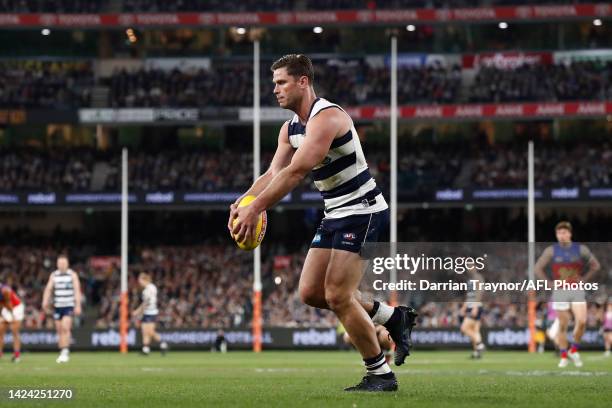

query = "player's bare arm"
[[1, 287, 12, 311], [580, 245, 601, 283], [133, 292, 146, 317], [232, 108, 348, 243], [41, 275, 54, 313], [132, 303, 143, 317], [73, 271, 82, 316], [534, 246, 553, 282], [227, 121, 293, 233]]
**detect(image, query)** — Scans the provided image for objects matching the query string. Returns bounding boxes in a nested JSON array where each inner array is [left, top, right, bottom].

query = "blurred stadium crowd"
[[1, 60, 610, 109], [0, 0, 610, 343], [0, 61, 94, 109], [0, 0, 591, 13], [0, 0, 103, 12], [1, 209, 611, 330], [1, 142, 611, 192]]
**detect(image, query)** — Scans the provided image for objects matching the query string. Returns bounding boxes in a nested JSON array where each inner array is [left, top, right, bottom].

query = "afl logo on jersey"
[[343, 233, 356, 241]]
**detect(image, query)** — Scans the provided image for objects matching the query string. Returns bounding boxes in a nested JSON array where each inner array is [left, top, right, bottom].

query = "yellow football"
[[232, 195, 267, 251]]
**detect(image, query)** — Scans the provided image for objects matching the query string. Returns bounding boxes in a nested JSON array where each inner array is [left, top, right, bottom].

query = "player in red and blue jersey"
[[0, 283, 23, 362], [535, 221, 600, 368]]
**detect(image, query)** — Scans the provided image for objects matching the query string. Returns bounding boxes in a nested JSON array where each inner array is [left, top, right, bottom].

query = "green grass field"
[[0, 350, 610, 407]]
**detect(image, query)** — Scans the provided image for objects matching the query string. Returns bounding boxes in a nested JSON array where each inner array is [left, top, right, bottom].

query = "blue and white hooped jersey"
[[142, 283, 159, 316], [51, 270, 75, 308], [287, 98, 388, 219]]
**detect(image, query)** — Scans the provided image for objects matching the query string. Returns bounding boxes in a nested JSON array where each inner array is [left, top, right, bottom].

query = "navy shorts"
[[310, 209, 389, 254], [53, 307, 74, 321], [141, 314, 157, 323], [465, 307, 483, 321]]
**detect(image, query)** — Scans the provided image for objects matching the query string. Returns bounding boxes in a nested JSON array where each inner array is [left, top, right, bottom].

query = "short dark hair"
[[271, 54, 314, 84], [57, 254, 69, 260], [555, 221, 572, 232]]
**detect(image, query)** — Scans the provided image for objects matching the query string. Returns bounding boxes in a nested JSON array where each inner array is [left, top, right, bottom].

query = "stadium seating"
[[0, 0, 591, 13], [1, 143, 611, 192], [0, 0, 103, 12], [3, 206, 612, 329], [0, 61, 94, 109], [2, 59, 609, 109]]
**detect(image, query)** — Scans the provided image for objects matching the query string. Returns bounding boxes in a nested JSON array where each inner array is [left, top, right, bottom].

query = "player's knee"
[[299, 285, 325, 307], [324, 288, 351, 312]]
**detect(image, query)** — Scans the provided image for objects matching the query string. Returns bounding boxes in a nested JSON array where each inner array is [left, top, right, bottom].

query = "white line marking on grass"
[[409, 359, 453, 365], [256, 367, 377, 374], [395, 369, 474, 375], [141, 367, 166, 372], [394, 368, 611, 377], [585, 356, 609, 361], [505, 370, 609, 377], [558, 371, 609, 377], [255, 368, 302, 373]]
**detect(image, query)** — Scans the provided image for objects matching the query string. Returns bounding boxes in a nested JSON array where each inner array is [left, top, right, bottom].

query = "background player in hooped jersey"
[[230, 54, 417, 392], [133, 273, 168, 356], [460, 267, 486, 359], [42, 254, 82, 363], [535, 221, 600, 368], [0, 283, 24, 362]]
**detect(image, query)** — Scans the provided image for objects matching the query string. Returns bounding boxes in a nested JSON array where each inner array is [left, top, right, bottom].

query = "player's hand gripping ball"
[[232, 195, 267, 250]]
